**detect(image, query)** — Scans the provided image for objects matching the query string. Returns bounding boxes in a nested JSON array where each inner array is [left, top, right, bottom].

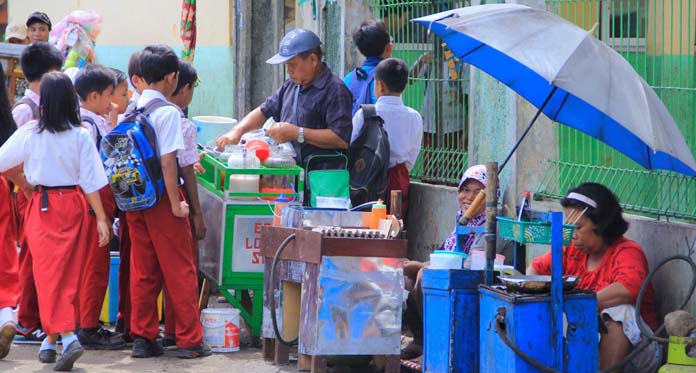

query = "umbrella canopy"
[[413, 4, 696, 176]]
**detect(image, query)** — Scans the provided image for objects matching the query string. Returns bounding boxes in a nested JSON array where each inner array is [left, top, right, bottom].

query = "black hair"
[[111, 68, 128, 85], [299, 46, 324, 61], [560, 182, 629, 244], [74, 63, 117, 101], [374, 58, 408, 93], [172, 59, 198, 96], [38, 72, 81, 133], [0, 64, 17, 146], [139, 45, 179, 84], [352, 19, 391, 57], [20, 42, 64, 82], [127, 50, 142, 84]]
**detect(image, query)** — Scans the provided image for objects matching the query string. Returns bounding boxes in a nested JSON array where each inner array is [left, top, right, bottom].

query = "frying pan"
[[498, 275, 579, 294]]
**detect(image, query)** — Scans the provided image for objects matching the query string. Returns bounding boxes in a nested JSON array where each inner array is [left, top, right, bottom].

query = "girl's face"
[[112, 81, 129, 115], [458, 179, 485, 215]]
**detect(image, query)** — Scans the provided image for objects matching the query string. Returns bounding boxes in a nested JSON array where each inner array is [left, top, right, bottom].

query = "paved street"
[[1, 344, 296, 372]]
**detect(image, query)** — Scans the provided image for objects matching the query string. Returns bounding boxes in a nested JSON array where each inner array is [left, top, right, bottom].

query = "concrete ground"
[[1, 344, 296, 372]]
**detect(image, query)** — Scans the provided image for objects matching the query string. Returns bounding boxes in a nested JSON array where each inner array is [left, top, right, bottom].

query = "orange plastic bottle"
[[273, 194, 290, 227], [370, 199, 387, 229]]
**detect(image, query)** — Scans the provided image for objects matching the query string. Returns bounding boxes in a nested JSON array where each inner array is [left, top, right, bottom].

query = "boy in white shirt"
[[125, 45, 209, 359], [351, 58, 423, 219], [73, 64, 127, 350]]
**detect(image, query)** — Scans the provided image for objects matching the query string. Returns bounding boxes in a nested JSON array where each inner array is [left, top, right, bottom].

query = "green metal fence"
[[538, 0, 696, 220], [369, 0, 470, 185]]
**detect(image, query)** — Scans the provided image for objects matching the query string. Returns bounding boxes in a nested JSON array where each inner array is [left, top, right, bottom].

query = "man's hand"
[[172, 200, 190, 218], [266, 122, 299, 144], [192, 211, 207, 240], [215, 129, 242, 150]]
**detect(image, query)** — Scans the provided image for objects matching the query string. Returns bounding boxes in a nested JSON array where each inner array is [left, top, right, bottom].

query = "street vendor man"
[[527, 183, 661, 372], [215, 28, 353, 171]]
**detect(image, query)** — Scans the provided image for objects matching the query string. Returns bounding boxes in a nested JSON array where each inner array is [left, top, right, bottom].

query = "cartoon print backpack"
[[100, 98, 170, 211]]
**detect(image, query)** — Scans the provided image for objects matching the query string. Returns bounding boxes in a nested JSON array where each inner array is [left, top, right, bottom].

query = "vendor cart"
[[196, 152, 304, 336]]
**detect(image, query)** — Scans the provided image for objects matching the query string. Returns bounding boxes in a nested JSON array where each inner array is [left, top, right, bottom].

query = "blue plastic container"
[[99, 253, 120, 324], [479, 286, 598, 372], [422, 269, 485, 373]]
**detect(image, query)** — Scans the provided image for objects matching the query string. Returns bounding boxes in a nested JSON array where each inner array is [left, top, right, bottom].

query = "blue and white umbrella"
[[414, 4, 696, 176]]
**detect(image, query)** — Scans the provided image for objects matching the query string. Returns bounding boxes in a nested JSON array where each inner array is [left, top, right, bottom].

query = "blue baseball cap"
[[266, 29, 322, 65]]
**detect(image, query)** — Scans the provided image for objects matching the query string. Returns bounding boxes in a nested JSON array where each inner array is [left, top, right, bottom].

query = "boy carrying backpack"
[[350, 58, 422, 221], [344, 19, 393, 115]]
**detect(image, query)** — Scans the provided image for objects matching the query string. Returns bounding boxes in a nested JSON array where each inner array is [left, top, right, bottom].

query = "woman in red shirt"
[[527, 183, 661, 372]]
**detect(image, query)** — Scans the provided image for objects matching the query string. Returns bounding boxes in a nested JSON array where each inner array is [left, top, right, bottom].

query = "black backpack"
[[348, 104, 390, 206]]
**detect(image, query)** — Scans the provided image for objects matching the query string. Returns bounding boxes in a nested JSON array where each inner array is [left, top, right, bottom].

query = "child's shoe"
[[0, 322, 16, 360], [38, 349, 57, 363], [176, 342, 212, 359], [132, 337, 164, 358], [54, 340, 84, 371], [77, 327, 126, 350]]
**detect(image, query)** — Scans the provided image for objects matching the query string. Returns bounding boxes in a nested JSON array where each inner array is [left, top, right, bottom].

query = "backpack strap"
[[360, 104, 384, 127], [82, 116, 103, 149], [13, 97, 40, 120], [140, 97, 173, 116]]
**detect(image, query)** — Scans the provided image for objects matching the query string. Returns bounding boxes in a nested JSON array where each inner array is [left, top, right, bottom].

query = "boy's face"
[[112, 81, 129, 115], [176, 84, 195, 110], [374, 79, 385, 98], [90, 86, 115, 115], [27, 22, 50, 43]]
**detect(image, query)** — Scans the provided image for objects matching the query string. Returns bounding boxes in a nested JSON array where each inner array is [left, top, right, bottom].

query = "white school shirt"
[[80, 107, 112, 144], [12, 89, 40, 127], [136, 89, 184, 156], [351, 95, 423, 170], [0, 121, 108, 194]]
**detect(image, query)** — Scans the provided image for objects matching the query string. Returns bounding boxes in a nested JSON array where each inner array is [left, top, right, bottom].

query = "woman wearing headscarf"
[[401, 164, 487, 362]]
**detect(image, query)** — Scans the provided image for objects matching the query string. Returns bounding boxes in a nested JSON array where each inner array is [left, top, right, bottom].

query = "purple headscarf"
[[440, 165, 487, 253]]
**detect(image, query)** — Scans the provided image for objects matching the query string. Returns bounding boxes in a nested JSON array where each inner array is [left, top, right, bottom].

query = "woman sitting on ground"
[[527, 182, 661, 372], [401, 164, 487, 361]]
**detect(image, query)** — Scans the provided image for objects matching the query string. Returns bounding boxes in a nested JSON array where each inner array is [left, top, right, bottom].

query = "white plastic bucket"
[[429, 250, 467, 269], [469, 250, 505, 270], [192, 116, 238, 146], [201, 308, 241, 352]]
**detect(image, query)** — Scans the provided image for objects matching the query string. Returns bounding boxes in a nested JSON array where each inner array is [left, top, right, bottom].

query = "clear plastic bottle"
[[228, 148, 260, 199]]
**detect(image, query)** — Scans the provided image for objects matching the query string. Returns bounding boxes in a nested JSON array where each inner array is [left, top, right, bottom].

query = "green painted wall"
[[95, 45, 235, 118]]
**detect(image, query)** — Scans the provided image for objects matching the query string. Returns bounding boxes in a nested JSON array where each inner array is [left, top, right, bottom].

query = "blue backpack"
[[348, 67, 376, 116], [100, 99, 171, 211]]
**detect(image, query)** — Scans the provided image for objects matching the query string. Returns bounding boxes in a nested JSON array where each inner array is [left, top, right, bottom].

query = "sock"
[[40, 338, 57, 351], [0, 307, 14, 326], [61, 334, 78, 352]]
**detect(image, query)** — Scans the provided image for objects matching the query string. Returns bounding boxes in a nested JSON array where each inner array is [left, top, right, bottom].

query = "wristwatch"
[[297, 127, 305, 143]]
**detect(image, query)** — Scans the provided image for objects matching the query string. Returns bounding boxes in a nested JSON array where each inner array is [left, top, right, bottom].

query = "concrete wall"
[[9, 0, 235, 118]]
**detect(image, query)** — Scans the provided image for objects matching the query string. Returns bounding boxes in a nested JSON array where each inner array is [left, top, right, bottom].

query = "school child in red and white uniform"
[[0, 63, 19, 361], [114, 51, 147, 340], [161, 59, 207, 348], [7, 42, 64, 342], [73, 64, 127, 350], [0, 72, 110, 371], [126, 45, 210, 359]]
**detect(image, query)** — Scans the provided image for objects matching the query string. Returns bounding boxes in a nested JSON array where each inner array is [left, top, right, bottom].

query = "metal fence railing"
[[540, 0, 696, 220], [369, 0, 471, 185]]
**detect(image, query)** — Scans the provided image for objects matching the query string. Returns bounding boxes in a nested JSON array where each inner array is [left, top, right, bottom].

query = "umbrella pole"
[[499, 86, 558, 172]]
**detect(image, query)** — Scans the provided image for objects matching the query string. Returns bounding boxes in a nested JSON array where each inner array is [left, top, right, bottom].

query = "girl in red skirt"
[[0, 63, 19, 361], [0, 72, 110, 371]]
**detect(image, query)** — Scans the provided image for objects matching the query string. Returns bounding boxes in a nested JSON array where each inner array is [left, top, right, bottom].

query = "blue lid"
[[433, 250, 468, 259], [275, 193, 290, 203]]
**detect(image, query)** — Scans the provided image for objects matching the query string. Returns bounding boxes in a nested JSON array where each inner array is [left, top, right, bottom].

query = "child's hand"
[[193, 161, 205, 174], [108, 102, 119, 127], [172, 200, 190, 218], [192, 211, 207, 240], [96, 217, 111, 247]]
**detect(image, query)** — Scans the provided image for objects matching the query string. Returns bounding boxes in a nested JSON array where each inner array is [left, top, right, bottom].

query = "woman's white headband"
[[566, 192, 597, 208]]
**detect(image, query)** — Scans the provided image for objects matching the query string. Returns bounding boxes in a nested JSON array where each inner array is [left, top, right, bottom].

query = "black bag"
[[348, 104, 390, 206]]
